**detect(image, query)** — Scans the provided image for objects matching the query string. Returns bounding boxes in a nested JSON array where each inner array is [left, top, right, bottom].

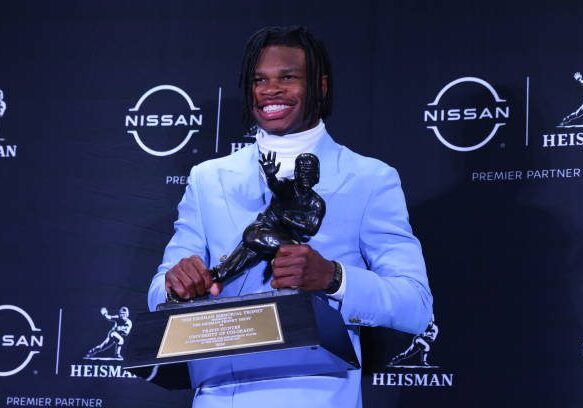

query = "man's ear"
[[321, 75, 329, 97]]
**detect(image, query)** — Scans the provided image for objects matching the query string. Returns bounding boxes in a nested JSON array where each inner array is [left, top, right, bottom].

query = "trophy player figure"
[[168, 151, 325, 302]]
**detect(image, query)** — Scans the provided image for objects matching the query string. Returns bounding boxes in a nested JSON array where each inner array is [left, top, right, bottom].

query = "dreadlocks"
[[240, 26, 333, 131]]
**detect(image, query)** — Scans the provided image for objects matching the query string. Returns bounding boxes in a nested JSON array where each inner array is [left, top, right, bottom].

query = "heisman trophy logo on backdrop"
[[0, 88, 17, 158], [0, 89, 6, 119], [84, 307, 132, 361], [388, 316, 439, 368], [557, 72, 583, 129], [539, 71, 583, 148], [372, 316, 454, 387], [69, 306, 136, 378]]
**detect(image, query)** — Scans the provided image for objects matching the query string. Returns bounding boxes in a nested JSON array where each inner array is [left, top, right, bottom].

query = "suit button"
[[348, 317, 361, 324]]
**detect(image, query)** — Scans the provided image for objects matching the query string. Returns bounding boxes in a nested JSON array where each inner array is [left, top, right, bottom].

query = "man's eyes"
[[253, 76, 298, 83]]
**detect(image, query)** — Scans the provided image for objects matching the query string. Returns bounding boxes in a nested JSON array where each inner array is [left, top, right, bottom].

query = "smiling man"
[[249, 45, 319, 134], [148, 26, 432, 408]]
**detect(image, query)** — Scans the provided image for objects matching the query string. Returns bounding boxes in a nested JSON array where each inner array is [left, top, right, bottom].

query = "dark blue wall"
[[1, 1, 582, 406]]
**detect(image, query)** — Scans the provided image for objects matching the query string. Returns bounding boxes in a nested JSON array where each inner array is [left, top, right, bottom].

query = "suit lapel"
[[218, 146, 269, 234], [312, 130, 350, 198]]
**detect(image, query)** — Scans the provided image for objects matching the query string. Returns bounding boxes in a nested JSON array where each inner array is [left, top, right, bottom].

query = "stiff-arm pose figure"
[[209, 151, 325, 284], [389, 318, 439, 367], [559, 72, 583, 127], [85, 307, 132, 360]]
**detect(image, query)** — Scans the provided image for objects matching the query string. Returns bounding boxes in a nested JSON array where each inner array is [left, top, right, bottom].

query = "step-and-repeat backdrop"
[[1, 1, 582, 407]]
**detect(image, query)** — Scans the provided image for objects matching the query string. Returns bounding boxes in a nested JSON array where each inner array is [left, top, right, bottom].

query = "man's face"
[[252, 45, 313, 135]]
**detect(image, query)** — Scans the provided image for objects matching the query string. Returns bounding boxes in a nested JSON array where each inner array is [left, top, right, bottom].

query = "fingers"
[[170, 264, 201, 298], [165, 271, 188, 298], [190, 255, 212, 289], [275, 244, 310, 258], [272, 251, 305, 268], [262, 151, 275, 163], [175, 268, 199, 297], [271, 275, 302, 289], [271, 244, 311, 289], [270, 244, 332, 291], [165, 255, 212, 300], [209, 282, 223, 297]]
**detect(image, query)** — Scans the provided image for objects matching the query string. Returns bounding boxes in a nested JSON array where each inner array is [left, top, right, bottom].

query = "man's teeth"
[[263, 104, 290, 113]]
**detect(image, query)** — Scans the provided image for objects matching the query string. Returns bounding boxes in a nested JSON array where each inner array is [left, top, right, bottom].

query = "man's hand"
[[165, 255, 222, 299], [270, 244, 334, 291], [258, 151, 281, 177]]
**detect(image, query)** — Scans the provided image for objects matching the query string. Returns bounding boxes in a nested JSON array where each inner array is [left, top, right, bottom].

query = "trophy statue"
[[167, 151, 326, 302], [123, 152, 359, 390]]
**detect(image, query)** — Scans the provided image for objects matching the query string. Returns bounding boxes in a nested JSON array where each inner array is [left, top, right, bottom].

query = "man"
[[148, 26, 432, 407]]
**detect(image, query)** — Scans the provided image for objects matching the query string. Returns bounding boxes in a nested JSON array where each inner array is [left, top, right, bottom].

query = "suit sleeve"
[[338, 165, 433, 335], [147, 166, 209, 311]]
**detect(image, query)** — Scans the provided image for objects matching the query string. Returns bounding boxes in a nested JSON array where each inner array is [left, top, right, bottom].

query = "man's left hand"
[[258, 151, 280, 177], [270, 244, 334, 291]]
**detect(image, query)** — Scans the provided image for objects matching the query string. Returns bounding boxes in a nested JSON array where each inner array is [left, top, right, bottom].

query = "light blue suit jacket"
[[148, 130, 433, 408]]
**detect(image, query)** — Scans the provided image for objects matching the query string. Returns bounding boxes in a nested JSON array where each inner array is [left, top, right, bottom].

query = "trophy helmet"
[[119, 307, 129, 318], [294, 153, 319, 187]]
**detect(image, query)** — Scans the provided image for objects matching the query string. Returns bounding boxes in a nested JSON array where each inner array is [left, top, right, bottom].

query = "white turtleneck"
[[255, 120, 325, 179]]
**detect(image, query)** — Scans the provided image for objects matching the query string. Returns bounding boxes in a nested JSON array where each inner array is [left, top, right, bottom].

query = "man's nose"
[[261, 80, 284, 96]]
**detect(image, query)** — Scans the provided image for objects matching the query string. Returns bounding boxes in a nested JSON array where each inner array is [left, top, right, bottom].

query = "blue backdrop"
[[1, 1, 582, 406]]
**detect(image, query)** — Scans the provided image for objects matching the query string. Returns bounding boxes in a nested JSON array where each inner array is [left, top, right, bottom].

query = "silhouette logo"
[[388, 317, 439, 368], [558, 72, 583, 128], [85, 307, 132, 361]]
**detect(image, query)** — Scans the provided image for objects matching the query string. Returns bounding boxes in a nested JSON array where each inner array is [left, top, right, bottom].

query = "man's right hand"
[[165, 255, 223, 299]]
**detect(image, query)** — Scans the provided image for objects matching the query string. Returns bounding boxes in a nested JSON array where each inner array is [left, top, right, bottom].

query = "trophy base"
[[124, 290, 359, 390]]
